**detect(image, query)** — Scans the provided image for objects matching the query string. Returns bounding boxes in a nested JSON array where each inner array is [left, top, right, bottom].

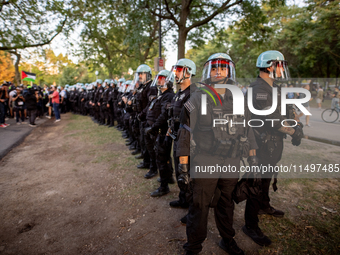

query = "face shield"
[[201, 59, 236, 85], [130, 80, 138, 93], [118, 82, 123, 92], [166, 66, 192, 85], [133, 72, 150, 85], [131, 83, 136, 92], [268, 60, 290, 81], [151, 74, 168, 90]]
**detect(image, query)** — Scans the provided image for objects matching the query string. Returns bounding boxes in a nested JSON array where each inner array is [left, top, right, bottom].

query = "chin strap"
[[176, 68, 191, 85]]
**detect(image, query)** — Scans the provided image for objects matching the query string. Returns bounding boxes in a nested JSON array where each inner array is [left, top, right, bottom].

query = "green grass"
[[258, 178, 340, 255], [64, 114, 340, 255]]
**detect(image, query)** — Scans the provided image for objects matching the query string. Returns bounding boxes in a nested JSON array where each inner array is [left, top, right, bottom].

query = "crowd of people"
[[0, 83, 62, 127], [1, 50, 338, 255]]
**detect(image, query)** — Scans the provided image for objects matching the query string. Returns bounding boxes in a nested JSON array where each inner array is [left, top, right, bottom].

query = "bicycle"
[[322, 105, 340, 123]]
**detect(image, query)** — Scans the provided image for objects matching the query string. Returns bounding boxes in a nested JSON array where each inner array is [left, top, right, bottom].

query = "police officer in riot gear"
[[167, 59, 197, 209], [115, 78, 126, 129], [101, 79, 112, 125], [133, 64, 156, 169], [176, 53, 258, 255], [91, 79, 103, 123], [125, 81, 139, 149], [108, 80, 118, 127], [143, 70, 175, 193], [243, 50, 304, 246]]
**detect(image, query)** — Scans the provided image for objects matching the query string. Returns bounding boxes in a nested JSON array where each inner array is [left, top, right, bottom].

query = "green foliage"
[[186, 1, 340, 80], [0, 0, 72, 51], [75, 0, 163, 77]]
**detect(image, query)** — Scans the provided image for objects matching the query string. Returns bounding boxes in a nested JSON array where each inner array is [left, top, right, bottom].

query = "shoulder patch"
[[256, 93, 268, 100], [184, 99, 195, 113]]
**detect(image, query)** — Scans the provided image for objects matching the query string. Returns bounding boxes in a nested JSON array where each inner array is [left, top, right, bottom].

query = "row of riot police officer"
[[70, 50, 304, 255]]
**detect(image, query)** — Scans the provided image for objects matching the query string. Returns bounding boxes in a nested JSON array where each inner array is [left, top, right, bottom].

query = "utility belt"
[[253, 129, 281, 158], [196, 136, 249, 159]]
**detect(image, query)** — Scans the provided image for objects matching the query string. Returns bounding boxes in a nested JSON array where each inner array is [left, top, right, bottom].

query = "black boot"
[[137, 162, 150, 169], [126, 140, 134, 146], [242, 225, 271, 246], [134, 152, 143, 157], [144, 170, 157, 179], [180, 214, 188, 224], [218, 238, 244, 255], [258, 206, 284, 217], [150, 186, 170, 197]]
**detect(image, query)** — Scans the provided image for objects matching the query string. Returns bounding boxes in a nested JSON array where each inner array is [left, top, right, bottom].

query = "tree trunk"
[[177, 28, 188, 60], [10, 51, 21, 85]]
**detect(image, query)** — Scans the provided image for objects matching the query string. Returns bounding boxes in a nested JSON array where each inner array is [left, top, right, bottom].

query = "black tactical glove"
[[177, 164, 190, 192], [144, 126, 153, 135], [291, 125, 304, 146]]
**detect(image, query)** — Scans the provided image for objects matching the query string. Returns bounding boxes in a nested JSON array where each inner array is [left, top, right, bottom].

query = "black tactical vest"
[[195, 89, 248, 158]]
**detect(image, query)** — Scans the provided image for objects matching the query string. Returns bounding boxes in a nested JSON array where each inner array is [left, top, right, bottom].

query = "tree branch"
[[163, 0, 180, 26], [186, 0, 243, 32], [0, 16, 68, 51]]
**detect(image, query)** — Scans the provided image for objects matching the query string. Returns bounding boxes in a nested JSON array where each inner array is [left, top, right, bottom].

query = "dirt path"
[[0, 113, 339, 255]]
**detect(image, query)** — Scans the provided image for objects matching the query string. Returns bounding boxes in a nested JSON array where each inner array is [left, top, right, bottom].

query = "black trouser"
[[71, 102, 77, 113], [100, 104, 108, 123], [244, 164, 277, 229], [60, 100, 66, 113], [173, 140, 187, 205], [156, 134, 173, 187], [15, 107, 25, 122], [144, 129, 157, 172], [245, 138, 283, 229], [139, 121, 150, 164], [94, 104, 100, 120], [108, 102, 114, 125], [184, 155, 239, 254], [128, 115, 137, 142], [27, 109, 36, 125]]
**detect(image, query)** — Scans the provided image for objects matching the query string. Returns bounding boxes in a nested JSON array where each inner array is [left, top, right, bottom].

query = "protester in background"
[[49, 85, 61, 123], [36, 88, 43, 119], [46, 86, 53, 119], [316, 87, 324, 110], [0, 84, 10, 128], [8, 86, 17, 118], [24, 86, 38, 127], [331, 88, 339, 111], [297, 84, 313, 127], [13, 87, 26, 124], [287, 84, 295, 99]]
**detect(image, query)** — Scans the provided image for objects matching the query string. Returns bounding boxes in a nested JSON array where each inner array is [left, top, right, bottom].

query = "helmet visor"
[[133, 72, 149, 85], [166, 66, 191, 85], [269, 60, 290, 81], [201, 59, 236, 84], [151, 74, 167, 89]]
